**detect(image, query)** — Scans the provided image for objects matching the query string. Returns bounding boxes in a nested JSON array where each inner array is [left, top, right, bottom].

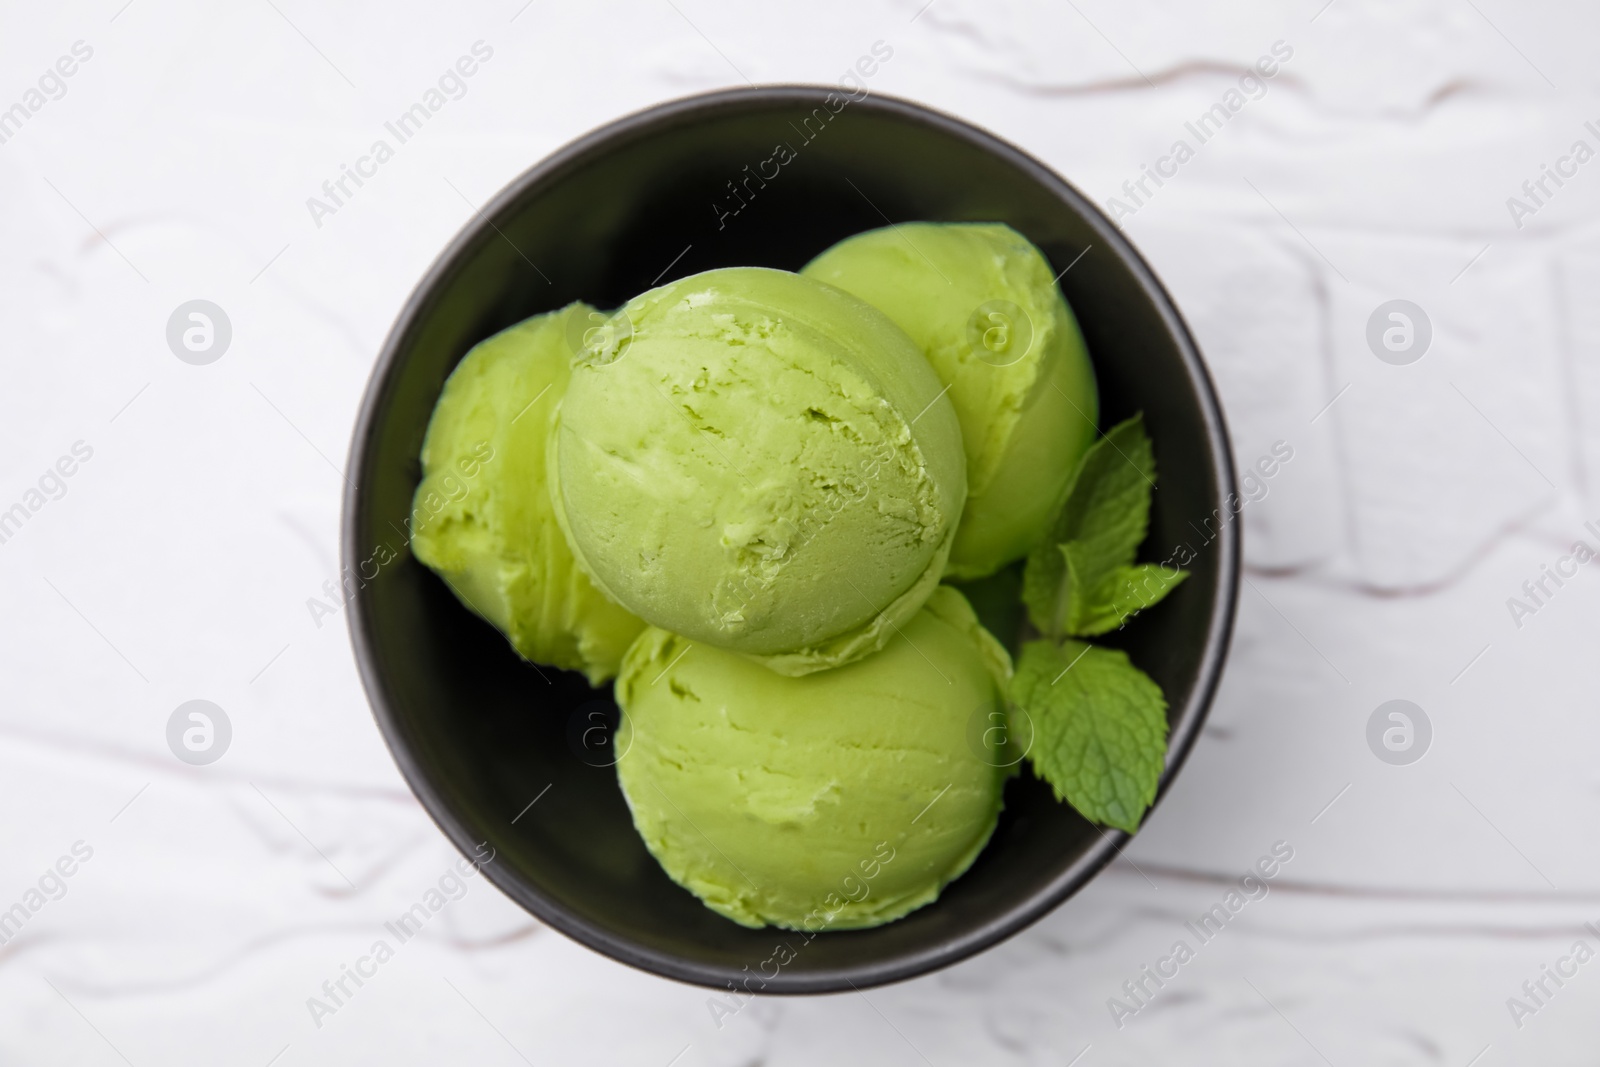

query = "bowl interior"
[[346, 87, 1236, 993]]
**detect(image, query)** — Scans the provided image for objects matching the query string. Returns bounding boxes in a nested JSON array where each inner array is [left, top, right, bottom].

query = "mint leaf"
[[1022, 415, 1154, 634], [1021, 541, 1075, 637], [1022, 414, 1184, 637], [1012, 638, 1168, 831], [1064, 557, 1189, 637]]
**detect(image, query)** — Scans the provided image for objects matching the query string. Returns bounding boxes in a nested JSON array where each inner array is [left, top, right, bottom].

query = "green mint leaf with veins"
[[1061, 555, 1189, 637], [1022, 413, 1185, 637], [1013, 638, 1168, 831]]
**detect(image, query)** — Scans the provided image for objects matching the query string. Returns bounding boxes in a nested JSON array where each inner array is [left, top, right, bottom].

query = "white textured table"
[[4, 1, 1597, 1063]]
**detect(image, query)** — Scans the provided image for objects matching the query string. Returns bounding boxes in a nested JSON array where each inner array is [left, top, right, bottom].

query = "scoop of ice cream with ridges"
[[550, 266, 967, 676], [411, 303, 645, 685], [614, 586, 1012, 930]]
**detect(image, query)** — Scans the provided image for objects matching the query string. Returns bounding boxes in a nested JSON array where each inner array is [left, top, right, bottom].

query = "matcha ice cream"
[[803, 223, 1099, 579], [405, 224, 1122, 938], [411, 304, 645, 685], [614, 587, 1010, 930], [552, 267, 966, 676]]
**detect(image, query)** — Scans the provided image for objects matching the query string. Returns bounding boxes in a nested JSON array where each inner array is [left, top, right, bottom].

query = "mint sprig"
[[1012, 414, 1185, 831], [1021, 414, 1186, 638], [1013, 640, 1168, 832]]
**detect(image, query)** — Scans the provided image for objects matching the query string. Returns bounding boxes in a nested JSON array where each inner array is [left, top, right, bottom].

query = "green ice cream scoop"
[[803, 223, 1099, 579], [411, 304, 645, 685], [614, 586, 1011, 930], [551, 267, 966, 676]]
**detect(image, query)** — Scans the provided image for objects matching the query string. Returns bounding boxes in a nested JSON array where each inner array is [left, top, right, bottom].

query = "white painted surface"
[[3, 0, 1597, 1063]]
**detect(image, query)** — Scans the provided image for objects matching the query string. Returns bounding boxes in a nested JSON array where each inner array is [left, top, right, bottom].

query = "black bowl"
[[344, 85, 1238, 993]]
